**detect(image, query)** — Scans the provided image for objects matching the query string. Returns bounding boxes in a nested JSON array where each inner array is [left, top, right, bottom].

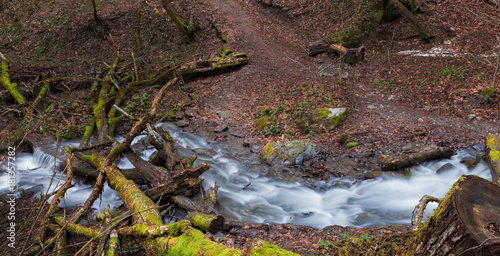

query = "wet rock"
[[461, 157, 476, 169], [216, 111, 229, 119], [176, 119, 190, 127], [460, 154, 483, 169], [436, 163, 454, 174], [363, 171, 382, 179], [261, 141, 316, 166], [295, 156, 304, 165]]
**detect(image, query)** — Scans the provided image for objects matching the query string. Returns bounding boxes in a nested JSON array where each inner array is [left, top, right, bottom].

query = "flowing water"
[[0, 123, 491, 229]]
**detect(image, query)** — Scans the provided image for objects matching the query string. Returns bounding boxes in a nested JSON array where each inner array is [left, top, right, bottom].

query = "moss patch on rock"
[[313, 107, 349, 130], [261, 140, 316, 166]]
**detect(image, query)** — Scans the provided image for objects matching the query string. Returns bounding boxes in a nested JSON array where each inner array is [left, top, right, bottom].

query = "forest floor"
[[0, 0, 499, 254]]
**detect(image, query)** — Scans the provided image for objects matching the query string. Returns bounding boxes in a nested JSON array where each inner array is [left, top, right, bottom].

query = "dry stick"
[[72, 141, 113, 151], [112, 104, 139, 120], [105, 77, 179, 166], [69, 170, 106, 224], [47, 149, 74, 215], [411, 194, 441, 231]]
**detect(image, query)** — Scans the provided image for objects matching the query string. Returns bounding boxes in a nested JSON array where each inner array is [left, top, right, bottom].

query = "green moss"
[[262, 143, 274, 159], [1, 58, 26, 104], [167, 228, 242, 255], [255, 116, 269, 129], [487, 136, 500, 162], [313, 107, 349, 129], [258, 106, 272, 117], [248, 239, 301, 255], [347, 142, 359, 148], [218, 46, 233, 57]]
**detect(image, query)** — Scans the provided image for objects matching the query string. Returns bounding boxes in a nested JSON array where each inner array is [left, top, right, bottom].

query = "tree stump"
[[413, 175, 500, 255], [316, 175, 500, 255]]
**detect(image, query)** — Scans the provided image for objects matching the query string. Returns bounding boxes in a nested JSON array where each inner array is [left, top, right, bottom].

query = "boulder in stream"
[[261, 141, 316, 166]]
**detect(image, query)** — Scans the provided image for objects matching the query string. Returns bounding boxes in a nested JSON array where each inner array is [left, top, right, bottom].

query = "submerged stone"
[[261, 141, 316, 166]]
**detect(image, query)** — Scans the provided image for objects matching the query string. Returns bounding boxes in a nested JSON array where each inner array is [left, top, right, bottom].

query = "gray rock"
[[295, 156, 304, 165], [436, 163, 454, 174], [243, 138, 257, 147], [216, 111, 229, 119], [214, 123, 228, 133], [184, 109, 197, 118], [261, 141, 316, 166], [176, 119, 190, 128], [230, 131, 244, 138]]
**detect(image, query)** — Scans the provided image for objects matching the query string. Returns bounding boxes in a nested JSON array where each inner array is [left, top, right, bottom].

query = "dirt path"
[[188, 0, 499, 155], [190, 0, 317, 130]]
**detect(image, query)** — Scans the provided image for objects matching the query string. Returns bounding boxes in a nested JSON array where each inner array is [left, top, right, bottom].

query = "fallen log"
[[186, 212, 225, 233], [486, 133, 500, 185], [378, 145, 454, 171]]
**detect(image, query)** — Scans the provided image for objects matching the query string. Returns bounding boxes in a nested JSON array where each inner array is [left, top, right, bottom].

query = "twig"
[[411, 194, 441, 231], [112, 104, 138, 120]]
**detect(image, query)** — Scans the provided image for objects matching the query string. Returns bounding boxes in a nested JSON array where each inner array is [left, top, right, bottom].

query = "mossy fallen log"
[[177, 53, 249, 78], [159, 228, 300, 256], [187, 212, 225, 233], [315, 175, 500, 255], [486, 133, 500, 185]]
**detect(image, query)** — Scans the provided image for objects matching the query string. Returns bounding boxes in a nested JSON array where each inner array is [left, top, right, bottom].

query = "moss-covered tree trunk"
[[486, 133, 500, 185], [0, 51, 26, 104], [160, 0, 194, 38]]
